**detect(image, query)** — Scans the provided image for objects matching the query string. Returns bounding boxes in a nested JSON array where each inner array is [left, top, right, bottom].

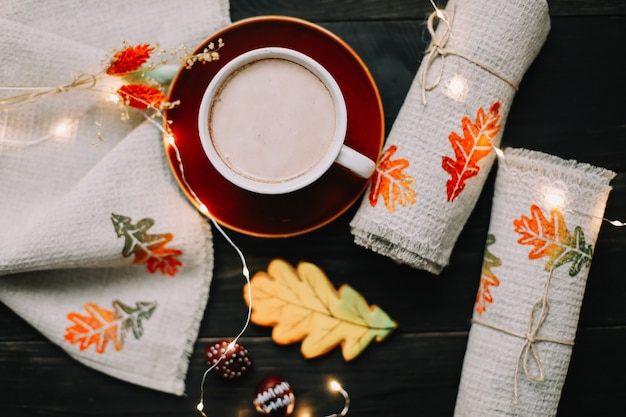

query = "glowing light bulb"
[[166, 135, 176, 146], [196, 402, 204, 411], [542, 186, 566, 209], [326, 380, 350, 417], [51, 119, 74, 140], [494, 146, 504, 159], [446, 74, 468, 101], [54, 123, 69, 136]]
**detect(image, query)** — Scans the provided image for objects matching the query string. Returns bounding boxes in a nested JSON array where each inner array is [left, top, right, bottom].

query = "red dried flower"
[[117, 84, 166, 109], [106, 44, 154, 76]]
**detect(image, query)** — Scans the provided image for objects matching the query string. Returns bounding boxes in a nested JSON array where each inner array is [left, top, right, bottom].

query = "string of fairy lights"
[[149, 115, 351, 417]]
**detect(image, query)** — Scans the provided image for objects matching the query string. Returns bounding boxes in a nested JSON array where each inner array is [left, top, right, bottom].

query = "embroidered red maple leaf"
[[111, 213, 183, 276], [368, 145, 417, 213], [475, 234, 501, 316], [65, 300, 157, 354], [442, 102, 501, 202], [513, 204, 593, 276], [117, 84, 167, 110], [106, 43, 154, 76]]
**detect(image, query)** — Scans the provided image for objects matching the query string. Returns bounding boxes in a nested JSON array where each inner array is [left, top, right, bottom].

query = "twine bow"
[[0, 73, 98, 110], [472, 268, 575, 404], [418, 7, 454, 105], [417, 5, 519, 106]]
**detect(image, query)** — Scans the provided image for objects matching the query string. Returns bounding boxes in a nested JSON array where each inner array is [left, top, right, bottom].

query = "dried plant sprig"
[[106, 43, 155, 76], [117, 84, 167, 110], [181, 38, 224, 69]]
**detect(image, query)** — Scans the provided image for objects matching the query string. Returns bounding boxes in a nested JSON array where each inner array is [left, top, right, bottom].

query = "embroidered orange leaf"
[[442, 102, 501, 202], [64, 300, 157, 354], [513, 204, 593, 276], [368, 145, 417, 213], [475, 233, 501, 316], [117, 84, 167, 110], [111, 213, 183, 276], [65, 303, 123, 354], [106, 43, 154, 76], [244, 259, 397, 361]]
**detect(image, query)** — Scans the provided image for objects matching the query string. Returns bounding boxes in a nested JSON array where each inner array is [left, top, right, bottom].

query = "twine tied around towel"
[[0, 73, 98, 110], [418, 6, 519, 106], [472, 267, 575, 404]]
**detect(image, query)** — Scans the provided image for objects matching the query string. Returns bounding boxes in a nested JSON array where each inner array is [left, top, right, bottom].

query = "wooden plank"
[[229, 0, 626, 22], [1, 2, 625, 417]]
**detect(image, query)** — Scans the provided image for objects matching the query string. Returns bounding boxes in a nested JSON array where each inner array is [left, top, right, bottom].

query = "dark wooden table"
[[2, 1, 625, 416]]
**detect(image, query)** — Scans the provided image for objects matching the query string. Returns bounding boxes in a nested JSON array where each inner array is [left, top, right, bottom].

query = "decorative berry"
[[253, 375, 295, 416], [204, 339, 252, 380]]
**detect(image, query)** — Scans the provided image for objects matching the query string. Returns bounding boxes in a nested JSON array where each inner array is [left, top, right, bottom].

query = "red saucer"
[[163, 16, 384, 237]]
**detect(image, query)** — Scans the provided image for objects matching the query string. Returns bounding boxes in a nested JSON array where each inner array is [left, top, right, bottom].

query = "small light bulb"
[[610, 219, 625, 227], [199, 203, 209, 215], [328, 380, 350, 417], [108, 93, 121, 104], [446, 74, 468, 101], [166, 135, 176, 146], [494, 146, 505, 159], [52, 119, 74, 139], [54, 123, 68, 136], [543, 186, 566, 209], [196, 402, 204, 411]]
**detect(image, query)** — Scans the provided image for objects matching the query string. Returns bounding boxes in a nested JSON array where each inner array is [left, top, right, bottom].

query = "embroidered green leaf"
[[111, 213, 183, 276], [113, 300, 158, 339], [513, 205, 593, 276], [551, 226, 593, 276], [475, 234, 501, 315]]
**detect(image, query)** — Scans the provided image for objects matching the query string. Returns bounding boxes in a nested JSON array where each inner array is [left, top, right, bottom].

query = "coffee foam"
[[208, 58, 337, 184]]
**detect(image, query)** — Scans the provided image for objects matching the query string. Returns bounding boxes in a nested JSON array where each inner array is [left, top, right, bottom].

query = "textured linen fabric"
[[0, 0, 230, 395], [350, 0, 551, 274], [454, 148, 615, 416]]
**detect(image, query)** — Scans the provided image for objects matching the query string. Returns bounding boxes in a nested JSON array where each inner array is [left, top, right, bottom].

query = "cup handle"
[[335, 145, 377, 178]]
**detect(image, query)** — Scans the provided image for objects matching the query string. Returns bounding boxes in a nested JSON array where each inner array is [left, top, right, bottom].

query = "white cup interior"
[[198, 47, 349, 194]]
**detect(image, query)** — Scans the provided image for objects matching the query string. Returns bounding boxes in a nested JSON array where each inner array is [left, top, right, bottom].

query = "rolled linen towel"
[[350, 0, 551, 274], [454, 148, 615, 416]]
